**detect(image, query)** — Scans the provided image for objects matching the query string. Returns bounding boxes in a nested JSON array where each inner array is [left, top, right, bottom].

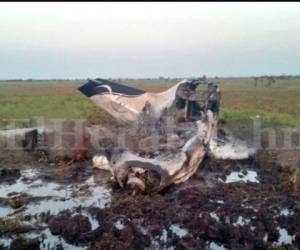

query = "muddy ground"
[[0, 148, 299, 250]]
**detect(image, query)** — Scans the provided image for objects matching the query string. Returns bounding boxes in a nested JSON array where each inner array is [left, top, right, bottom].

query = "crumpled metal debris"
[[83, 78, 223, 193], [93, 110, 217, 193]]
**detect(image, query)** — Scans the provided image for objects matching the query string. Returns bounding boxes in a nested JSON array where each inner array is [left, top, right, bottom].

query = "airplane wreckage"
[[0, 78, 252, 194], [77, 78, 252, 193]]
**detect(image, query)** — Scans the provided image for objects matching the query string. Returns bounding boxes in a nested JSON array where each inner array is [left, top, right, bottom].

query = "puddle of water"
[[209, 212, 220, 222], [0, 206, 14, 218], [114, 220, 126, 230], [242, 204, 258, 212], [264, 227, 295, 246], [20, 168, 40, 179], [82, 186, 111, 208], [222, 170, 259, 183], [263, 233, 268, 242], [233, 216, 250, 226], [148, 229, 175, 250], [148, 239, 174, 250], [0, 237, 12, 249], [25, 198, 77, 216], [0, 177, 67, 198], [0, 182, 111, 219], [169, 224, 188, 238], [209, 199, 224, 205], [160, 229, 168, 243], [275, 227, 295, 246], [209, 242, 227, 250], [0, 168, 110, 249], [85, 176, 95, 186], [0, 228, 85, 250], [165, 247, 175, 250], [279, 208, 294, 216], [82, 212, 99, 230], [0, 172, 111, 218], [26, 229, 86, 250]]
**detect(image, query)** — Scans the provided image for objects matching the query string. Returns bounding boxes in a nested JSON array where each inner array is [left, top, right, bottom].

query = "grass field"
[[0, 78, 299, 129]]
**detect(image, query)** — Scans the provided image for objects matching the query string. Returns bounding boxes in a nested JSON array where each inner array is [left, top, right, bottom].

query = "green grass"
[[220, 108, 300, 129], [0, 95, 115, 128], [0, 78, 299, 129], [0, 80, 115, 128], [216, 78, 300, 128]]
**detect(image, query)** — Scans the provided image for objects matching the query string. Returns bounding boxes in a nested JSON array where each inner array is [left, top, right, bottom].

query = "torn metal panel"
[[78, 78, 202, 123]]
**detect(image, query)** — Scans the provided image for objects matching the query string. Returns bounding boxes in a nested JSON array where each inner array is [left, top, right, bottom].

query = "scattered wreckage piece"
[[93, 110, 217, 193], [0, 127, 41, 151], [0, 127, 48, 165], [0, 125, 91, 163], [209, 139, 255, 160]]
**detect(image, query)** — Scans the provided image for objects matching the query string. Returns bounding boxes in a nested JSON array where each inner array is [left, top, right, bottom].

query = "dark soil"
[[9, 237, 40, 250], [85, 156, 300, 250], [0, 152, 299, 250], [0, 169, 20, 183]]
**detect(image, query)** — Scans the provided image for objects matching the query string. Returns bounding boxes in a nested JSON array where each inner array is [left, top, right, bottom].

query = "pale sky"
[[0, 2, 300, 79]]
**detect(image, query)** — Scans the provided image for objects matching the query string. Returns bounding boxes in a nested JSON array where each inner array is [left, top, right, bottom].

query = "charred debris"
[[0, 78, 249, 194], [85, 78, 223, 193]]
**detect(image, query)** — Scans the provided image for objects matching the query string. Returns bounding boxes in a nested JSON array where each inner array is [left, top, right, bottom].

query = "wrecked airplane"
[[0, 77, 253, 195], [78, 78, 230, 193], [0, 78, 250, 194]]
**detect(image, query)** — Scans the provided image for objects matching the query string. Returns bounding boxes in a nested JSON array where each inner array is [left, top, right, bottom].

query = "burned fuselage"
[[79, 78, 221, 193]]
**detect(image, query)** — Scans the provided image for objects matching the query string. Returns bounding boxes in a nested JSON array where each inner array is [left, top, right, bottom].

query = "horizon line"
[[1, 74, 299, 81]]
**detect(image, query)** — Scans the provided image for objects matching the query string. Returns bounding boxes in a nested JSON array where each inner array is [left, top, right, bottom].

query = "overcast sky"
[[0, 2, 299, 79]]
